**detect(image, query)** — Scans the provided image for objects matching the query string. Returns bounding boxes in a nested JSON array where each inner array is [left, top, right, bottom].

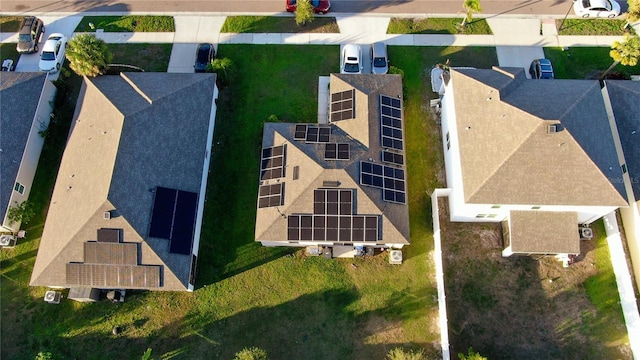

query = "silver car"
[[370, 42, 389, 75]]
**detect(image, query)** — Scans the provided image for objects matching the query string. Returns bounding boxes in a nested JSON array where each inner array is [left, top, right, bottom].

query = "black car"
[[194, 43, 215, 73]]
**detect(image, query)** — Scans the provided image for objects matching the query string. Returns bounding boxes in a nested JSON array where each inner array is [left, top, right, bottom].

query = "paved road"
[[0, 0, 578, 16]]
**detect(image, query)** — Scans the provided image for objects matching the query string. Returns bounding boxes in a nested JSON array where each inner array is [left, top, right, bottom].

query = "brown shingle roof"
[[508, 210, 580, 254], [451, 67, 626, 206], [30, 73, 216, 291], [255, 74, 410, 245]]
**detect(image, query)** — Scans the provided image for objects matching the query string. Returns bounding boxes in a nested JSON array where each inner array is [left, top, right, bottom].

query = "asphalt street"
[[1, 0, 580, 16]]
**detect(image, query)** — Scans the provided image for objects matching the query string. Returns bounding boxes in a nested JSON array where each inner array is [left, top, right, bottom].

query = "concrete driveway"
[[496, 46, 545, 79]]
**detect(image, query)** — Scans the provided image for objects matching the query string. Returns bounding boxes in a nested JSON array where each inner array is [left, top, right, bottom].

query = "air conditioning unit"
[[580, 227, 594, 240], [0, 234, 15, 246], [389, 250, 403, 265], [44, 291, 61, 304]]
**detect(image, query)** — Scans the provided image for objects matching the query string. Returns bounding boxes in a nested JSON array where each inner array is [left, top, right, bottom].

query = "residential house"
[[439, 67, 627, 257], [1, 72, 55, 235], [30, 72, 218, 292], [255, 74, 410, 252]]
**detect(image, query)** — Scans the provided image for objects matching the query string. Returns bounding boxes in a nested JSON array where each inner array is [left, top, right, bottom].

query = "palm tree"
[[65, 33, 113, 77], [601, 34, 640, 79], [625, 0, 640, 29], [460, 0, 482, 27]]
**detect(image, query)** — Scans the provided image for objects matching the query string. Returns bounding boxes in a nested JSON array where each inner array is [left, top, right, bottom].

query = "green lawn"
[[0, 43, 20, 66], [74, 16, 175, 32], [556, 19, 635, 35], [107, 43, 172, 72], [544, 46, 640, 79], [221, 16, 339, 33], [387, 18, 493, 35], [0, 16, 24, 32]]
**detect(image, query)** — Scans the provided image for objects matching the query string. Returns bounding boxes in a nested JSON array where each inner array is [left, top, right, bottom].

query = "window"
[[14, 182, 25, 194], [491, 205, 501, 209], [532, 206, 541, 210], [622, 164, 627, 174], [475, 214, 487, 218], [446, 132, 451, 150]]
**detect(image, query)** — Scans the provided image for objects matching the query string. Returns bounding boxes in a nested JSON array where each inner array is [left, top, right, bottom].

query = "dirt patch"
[[439, 199, 632, 359]]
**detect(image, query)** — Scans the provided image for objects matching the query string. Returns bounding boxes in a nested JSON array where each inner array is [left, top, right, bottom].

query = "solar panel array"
[[381, 150, 404, 166], [324, 143, 350, 160], [330, 89, 356, 121], [84, 242, 137, 265], [258, 183, 284, 208], [380, 95, 404, 150], [148, 187, 198, 255], [293, 125, 331, 143], [360, 161, 406, 204], [66, 263, 161, 288], [260, 145, 286, 180], [287, 189, 379, 242]]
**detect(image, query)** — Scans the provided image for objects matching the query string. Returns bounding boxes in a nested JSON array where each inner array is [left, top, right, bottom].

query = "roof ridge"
[[555, 81, 599, 123]]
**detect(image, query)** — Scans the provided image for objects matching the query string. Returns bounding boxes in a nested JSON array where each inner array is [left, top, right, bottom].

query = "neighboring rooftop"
[[450, 67, 626, 207], [255, 73, 410, 246], [606, 80, 640, 201], [30, 72, 217, 291], [0, 72, 47, 221]]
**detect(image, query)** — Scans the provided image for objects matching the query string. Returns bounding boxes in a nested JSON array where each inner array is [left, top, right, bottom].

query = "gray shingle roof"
[[0, 72, 47, 221], [450, 67, 626, 206], [606, 80, 640, 200], [30, 73, 217, 291]]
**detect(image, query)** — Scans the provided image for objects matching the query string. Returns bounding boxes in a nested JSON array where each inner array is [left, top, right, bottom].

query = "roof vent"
[[322, 181, 341, 187], [104, 211, 111, 220], [547, 124, 559, 134]]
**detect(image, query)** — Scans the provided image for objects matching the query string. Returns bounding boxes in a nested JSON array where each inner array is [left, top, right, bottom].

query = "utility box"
[[389, 250, 403, 264], [68, 287, 100, 302]]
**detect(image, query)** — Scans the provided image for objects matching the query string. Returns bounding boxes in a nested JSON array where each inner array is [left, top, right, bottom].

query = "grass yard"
[[387, 18, 493, 35], [440, 210, 631, 359], [544, 46, 640, 79], [74, 16, 175, 32], [221, 16, 339, 33], [556, 19, 635, 35], [0, 16, 24, 32], [106, 43, 172, 72], [0, 42, 20, 65]]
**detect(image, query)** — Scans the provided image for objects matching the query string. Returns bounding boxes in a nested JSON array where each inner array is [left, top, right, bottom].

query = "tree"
[[206, 57, 237, 87], [626, 0, 640, 29], [7, 200, 36, 225], [295, 0, 314, 26], [233, 347, 268, 360], [460, 0, 482, 28], [601, 34, 640, 79], [65, 34, 113, 77], [458, 347, 488, 360], [386, 347, 427, 360]]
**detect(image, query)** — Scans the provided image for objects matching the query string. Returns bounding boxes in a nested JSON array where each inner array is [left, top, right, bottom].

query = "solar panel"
[[330, 89, 355, 122], [382, 150, 404, 165], [149, 187, 177, 239], [324, 143, 350, 160], [66, 263, 161, 288], [260, 145, 286, 180], [84, 242, 138, 265], [304, 126, 331, 143], [258, 183, 284, 208], [359, 161, 407, 204], [294, 124, 307, 140], [380, 95, 404, 150], [169, 190, 198, 255]]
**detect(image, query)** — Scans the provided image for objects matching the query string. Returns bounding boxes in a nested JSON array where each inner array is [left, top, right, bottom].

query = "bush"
[[7, 201, 36, 225], [206, 57, 237, 87], [386, 347, 427, 360], [233, 347, 268, 360]]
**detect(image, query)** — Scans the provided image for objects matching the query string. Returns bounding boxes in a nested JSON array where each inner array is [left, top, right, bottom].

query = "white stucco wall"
[[620, 202, 640, 291], [1, 77, 56, 233]]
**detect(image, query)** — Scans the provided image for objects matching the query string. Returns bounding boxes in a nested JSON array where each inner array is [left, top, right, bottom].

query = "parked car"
[[370, 42, 389, 74], [39, 33, 67, 73], [529, 59, 554, 79], [16, 16, 45, 54], [194, 43, 215, 73], [286, 0, 331, 14], [341, 44, 363, 74], [573, 0, 620, 18], [1, 59, 15, 71]]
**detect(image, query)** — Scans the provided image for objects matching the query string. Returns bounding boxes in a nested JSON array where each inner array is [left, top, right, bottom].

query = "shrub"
[[207, 57, 237, 87]]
